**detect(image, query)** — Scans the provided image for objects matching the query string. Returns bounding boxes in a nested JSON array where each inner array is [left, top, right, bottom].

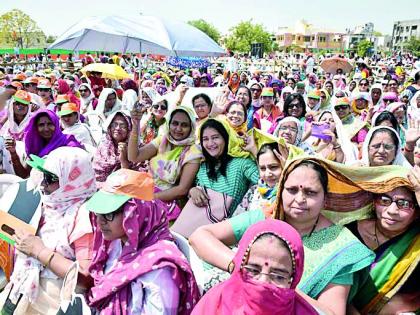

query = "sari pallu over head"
[[6, 147, 96, 306], [192, 219, 318, 315], [0, 98, 32, 141], [24, 109, 83, 157], [88, 198, 200, 315], [272, 156, 413, 297]]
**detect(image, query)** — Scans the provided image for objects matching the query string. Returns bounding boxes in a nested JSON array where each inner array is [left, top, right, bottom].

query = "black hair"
[[257, 143, 281, 162], [287, 78, 296, 85], [192, 93, 212, 108], [235, 85, 252, 109], [369, 128, 399, 149], [169, 108, 191, 127], [225, 100, 247, 122], [200, 119, 232, 181], [415, 71, 420, 83], [290, 160, 329, 194], [373, 111, 399, 132], [283, 93, 306, 119]]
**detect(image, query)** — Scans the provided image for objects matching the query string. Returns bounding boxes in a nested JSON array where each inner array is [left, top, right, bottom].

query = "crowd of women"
[[0, 53, 418, 314]]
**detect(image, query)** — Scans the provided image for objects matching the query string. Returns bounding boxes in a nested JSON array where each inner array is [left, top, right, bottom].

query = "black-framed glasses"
[[369, 142, 396, 151], [335, 105, 349, 111], [37, 88, 50, 92], [153, 104, 168, 111], [96, 208, 123, 222], [290, 102, 303, 109], [383, 99, 393, 103], [79, 89, 89, 93], [43, 171, 59, 185], [375, 195, 414, 210]]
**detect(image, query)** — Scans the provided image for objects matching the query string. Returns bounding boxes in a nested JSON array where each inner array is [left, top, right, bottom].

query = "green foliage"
[[404, 37, 420, 57], [225, 20, 274, 54], [0, 9, 45, 48], [187, 19, 221, 43], [46, 35, 57, 44], [356, 39, 374, 57]]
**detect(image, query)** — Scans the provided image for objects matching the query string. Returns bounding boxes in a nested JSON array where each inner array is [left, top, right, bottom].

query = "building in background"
[[342, 23, 391, 53], [275, 20, 343, 52], [391, 19, 420, 51]]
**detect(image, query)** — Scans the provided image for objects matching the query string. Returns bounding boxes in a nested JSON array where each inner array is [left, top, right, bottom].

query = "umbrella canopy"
[[81, 63, 130, 80], [49, 15, 225, 57], [320, 57, 353, 74]]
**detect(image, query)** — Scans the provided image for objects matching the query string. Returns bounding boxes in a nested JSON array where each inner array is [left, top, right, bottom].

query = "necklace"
[[374, 222, 380, 247], [308, 215, 320, 237]]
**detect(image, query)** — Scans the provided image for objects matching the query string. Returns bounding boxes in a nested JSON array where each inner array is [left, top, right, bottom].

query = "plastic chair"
[[0, 174, 22, 197], [171, 231, 206, 294]]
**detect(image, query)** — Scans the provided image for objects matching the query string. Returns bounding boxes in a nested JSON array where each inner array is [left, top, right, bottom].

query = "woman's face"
[[287, 80, 295, 89], [282, 165, 326, 224], [202, 127, 225, 159], [193, 97, 211, 120], [110, 114, 129, 143], [169, 111, 191, 141], [393, 107, 406, 125], [319, 112, 336, 132], [375, 187, 417, 235], [325, 82, 333, 94], [355, 98, 368, 110], [152, 101, 168, 120], [388, 80, 398, 93], [277, 121, 298, 145], [359, 80, 369, 92], [40, 172, 60, 195], [13, 101, 29, 117], [315, 81, 322, 90], [368, 131, 397, 166], [37, 115, 55, 140], [105, 92, 117, 111], [226, 104, 246, 127], [307, 97, 319, 109], [258, 150, 282, 188], [261, 95, 274, 107], [236, 87, 250, 107], [141, 91, 152, 105], [199, 77, 209, 87], [96, 209, 126, 241], [231, 74, 239, 83], [287, 99, 303, 118], [371, 88, 381, 102], [335, 104, 350, 119], [349, 81, 356, 91], [250, 84, 262, 100], [262, 75, 270, 87], [244, 235, 293, 288], [79, 86, 91, 98], [37, 88, 52, 100]]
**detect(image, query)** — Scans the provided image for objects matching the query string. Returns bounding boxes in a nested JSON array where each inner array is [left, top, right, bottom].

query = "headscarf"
[[24, 109, 83, 157], [7, 147, 96, 305], [274, 117, 314, 154], [78, 83, 96, 112], [121, 89, 138, 111], [0, 99, 32, 140], [360, 126, 411, 167], [93, 110, 145, 183], [319, 88, 331, 110], [408, 90, 420, 120], [88, 198, 200, 315], [142, 87, 158, 105], [192, 219, 318, 315], [351, 92, 372, 120], [228, 72, 240, 94], [94, 88, 122, 120], [56, 79, 80, 107]]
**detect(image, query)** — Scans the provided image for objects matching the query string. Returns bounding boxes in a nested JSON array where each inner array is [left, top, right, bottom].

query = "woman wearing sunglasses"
[[347, 166, 420, 314], [78, 83, 98, 114], [0, 147, 96, 314], [138, 98, 168, 144], [86, 169, 200, 314]]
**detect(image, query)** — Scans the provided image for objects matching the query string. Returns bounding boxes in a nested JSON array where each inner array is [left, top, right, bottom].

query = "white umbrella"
[[49, 15, 225, 57]]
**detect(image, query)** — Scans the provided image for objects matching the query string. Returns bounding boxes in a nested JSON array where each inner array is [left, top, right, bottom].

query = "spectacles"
[[383, 99, 393, 103], [37, 88, 50, 92], [96, 208, 123, 222], [110, 122, 128, 130], [278, 126, 298, 133], [359, 83, 369, 86], [228, 110, 245, 117], [79, 89, 88, 93], [335, 105, 349, 111], [375, 195, 414, 210], [43, 171, 59, 185], [389, 83, 398, 87], [242, 265, 292, 286], [290, 102, 303, 109], [369, 142, 396, 151], [153, 104, 168, 111]]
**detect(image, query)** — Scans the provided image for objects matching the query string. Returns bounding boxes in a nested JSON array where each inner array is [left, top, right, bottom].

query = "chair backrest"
[[171, 231, 206, 294]]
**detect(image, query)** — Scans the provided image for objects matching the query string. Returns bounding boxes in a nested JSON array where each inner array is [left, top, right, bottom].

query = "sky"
[[1, 0, 420, 37]]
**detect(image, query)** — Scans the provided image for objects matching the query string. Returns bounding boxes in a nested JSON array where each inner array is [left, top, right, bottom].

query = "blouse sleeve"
[[131, 267, 180, 315], [241, 158, 259, 185], [229, 210, 265, 242]]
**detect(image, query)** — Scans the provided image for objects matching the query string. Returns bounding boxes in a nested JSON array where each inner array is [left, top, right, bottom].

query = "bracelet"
[[35, 247, 48, 261], [44, 251, 55, 268], [227, 260, 235, 274], [404, 145, 414, 152]]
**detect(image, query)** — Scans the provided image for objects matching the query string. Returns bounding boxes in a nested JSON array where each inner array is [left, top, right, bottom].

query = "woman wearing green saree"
[[347, 166, 420, 315]]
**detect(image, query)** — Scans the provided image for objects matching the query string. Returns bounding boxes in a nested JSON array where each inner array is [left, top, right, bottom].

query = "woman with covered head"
[[86, 169, 200, 315], [78, 83, 98, 114], [128, 106, 202, 220], [274, 116, 314, 155], [120, 79, 138, 111], [192, 220, 319, 315], [0, 147, 97, 314], [93, 110, 147, 185], [9, 109, 83, 178], [190, 157, 375, 315]]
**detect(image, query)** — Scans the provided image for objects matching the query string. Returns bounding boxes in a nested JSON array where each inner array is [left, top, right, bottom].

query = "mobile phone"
[[311, 123, 332, 141]]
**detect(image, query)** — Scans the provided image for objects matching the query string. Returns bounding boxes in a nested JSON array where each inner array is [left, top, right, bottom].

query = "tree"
[[187, 19, 221, 43], [0, 9, 46, 48], [355, 39, 374, 57], [404, 37, 420, 57], [46, 35, 57, 44], [225, 20, 274, 54]]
